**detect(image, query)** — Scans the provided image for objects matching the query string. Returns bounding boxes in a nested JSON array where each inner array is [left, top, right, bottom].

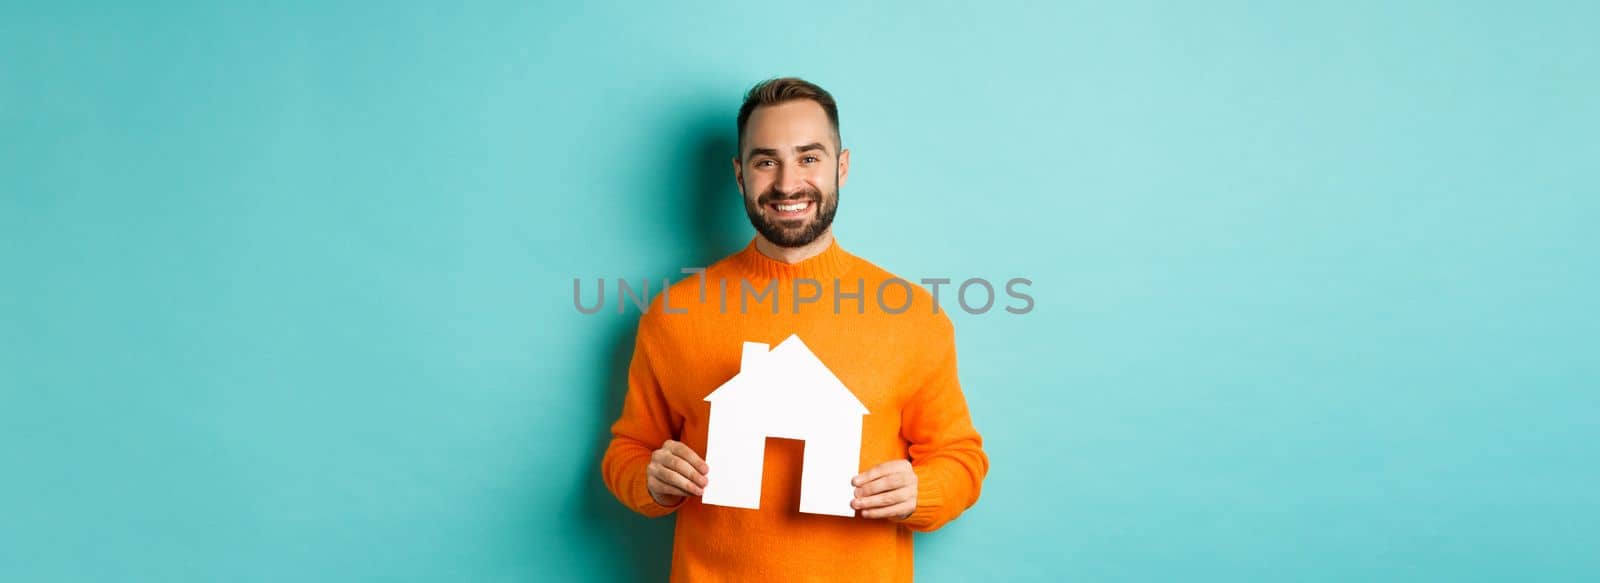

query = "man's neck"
[[754, 230, 834, 264]]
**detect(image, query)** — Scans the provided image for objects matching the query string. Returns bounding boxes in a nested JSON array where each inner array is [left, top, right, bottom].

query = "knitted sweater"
[[601, 236, 988, 582]]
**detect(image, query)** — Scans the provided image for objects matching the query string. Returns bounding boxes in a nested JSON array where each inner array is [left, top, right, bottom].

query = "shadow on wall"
[[572, 106, 748, 581]]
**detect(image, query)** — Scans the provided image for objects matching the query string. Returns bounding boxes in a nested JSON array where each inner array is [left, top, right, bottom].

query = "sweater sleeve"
[[897, 314, 989, 532], [600, 312, 685, 517]]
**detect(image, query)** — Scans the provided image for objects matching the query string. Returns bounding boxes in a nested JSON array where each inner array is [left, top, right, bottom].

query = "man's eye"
[[756, 160, 774, 167], [802, 156, 819, 163]]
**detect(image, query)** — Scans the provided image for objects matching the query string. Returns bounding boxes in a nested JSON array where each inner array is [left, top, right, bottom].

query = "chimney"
[[740, 342, 768, 372]]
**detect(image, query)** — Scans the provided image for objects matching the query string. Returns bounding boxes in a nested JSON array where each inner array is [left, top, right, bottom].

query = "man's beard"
[[742, 179, 840, 248]]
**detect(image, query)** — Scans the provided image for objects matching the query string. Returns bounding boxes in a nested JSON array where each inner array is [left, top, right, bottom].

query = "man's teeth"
[[776, 201, 810, 212]]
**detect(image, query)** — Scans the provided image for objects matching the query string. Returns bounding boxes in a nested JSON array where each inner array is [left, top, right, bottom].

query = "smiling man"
[[601, 77, 988, 582]]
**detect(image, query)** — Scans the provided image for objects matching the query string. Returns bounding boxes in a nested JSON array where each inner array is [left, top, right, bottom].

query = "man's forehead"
[[749, 99, 829, 124], [744, 101, 837, 154]]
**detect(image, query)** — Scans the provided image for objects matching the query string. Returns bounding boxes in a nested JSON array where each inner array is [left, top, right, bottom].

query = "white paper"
[[700, 333, 868, 517]]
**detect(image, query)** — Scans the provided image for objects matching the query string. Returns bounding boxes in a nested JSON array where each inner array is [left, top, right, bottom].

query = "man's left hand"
[[852, 459, 917, 520]]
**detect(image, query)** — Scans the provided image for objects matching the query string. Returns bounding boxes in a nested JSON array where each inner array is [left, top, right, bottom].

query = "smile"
[[768, 200, 813, 218]]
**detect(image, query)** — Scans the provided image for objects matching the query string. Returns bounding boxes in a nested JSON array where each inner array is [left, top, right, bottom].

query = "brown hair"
[[736, 77, 840, 159]]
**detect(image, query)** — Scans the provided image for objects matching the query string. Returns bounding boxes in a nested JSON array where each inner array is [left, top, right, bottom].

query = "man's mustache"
[[759, 189, 822, 205]]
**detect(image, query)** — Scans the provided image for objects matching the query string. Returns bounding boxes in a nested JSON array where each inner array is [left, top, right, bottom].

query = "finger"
[[852, 487, 912, 511], [652, 448, 707, 486], [851, 466, 884, 487], [665, 441, 710, 474], [853, 472, 907, 497], [649, 461, 704, 496], [654, 450, 708, 487], [647, 473, 692, 499], [861, 500, 916, 520], [648, 473, 691, 497], [851, 459, 910, 487]]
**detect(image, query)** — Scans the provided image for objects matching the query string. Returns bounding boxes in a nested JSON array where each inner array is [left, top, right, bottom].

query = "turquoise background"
[[3, 2, 1596, 581]]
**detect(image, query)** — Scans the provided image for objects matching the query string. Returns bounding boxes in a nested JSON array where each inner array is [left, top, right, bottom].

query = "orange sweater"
[[601, 237, 989, 582]]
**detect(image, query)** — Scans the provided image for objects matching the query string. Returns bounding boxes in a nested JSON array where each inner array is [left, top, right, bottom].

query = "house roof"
[[704, 334, 869, 415]]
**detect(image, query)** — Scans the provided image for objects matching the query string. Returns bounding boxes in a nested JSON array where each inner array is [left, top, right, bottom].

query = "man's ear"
[[837, 148, 851, 189], [730, 156, 744, 196]]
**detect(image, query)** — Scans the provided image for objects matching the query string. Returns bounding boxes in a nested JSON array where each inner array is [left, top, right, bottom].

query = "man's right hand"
[[646, 439, 709, 506]]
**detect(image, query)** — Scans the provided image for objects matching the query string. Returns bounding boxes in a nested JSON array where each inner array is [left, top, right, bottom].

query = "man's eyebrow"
[[745, 143, 832, 159]]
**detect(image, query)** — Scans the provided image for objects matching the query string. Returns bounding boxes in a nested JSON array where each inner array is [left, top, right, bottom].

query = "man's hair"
[[736, 77, 840, 159]]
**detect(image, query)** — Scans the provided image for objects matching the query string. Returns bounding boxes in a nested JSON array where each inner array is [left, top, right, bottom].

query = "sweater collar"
[[729, 236, 856, 281]]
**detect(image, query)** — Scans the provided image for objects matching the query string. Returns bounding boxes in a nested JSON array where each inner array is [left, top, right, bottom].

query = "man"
[[601, 77, 988, 582]]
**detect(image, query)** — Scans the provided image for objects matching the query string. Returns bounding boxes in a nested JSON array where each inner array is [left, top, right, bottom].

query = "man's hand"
[[646, 440, 709, 507], [852, 459, 917, 520]]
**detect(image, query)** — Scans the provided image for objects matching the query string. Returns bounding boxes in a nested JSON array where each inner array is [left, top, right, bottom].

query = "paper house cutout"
[[700, 334, 868, 516]]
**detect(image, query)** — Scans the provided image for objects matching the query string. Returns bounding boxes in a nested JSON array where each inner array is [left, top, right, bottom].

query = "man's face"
[[734, 100, 850, 248]]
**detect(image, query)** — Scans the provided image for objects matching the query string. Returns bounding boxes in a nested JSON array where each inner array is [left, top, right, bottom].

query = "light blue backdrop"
[[3, 2, 1596, 581]]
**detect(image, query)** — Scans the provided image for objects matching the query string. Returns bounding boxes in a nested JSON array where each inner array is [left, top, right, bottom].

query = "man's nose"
[[775, 167, 806, 197]]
